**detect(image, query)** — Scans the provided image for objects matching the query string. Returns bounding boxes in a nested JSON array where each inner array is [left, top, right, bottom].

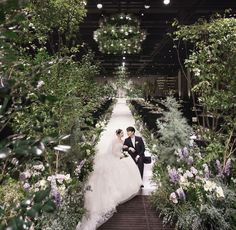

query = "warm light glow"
[[123, 57, 126, 60], [163, 0, 170, 5], [144, 4, 150, 9], [97, 3, 103, 9]]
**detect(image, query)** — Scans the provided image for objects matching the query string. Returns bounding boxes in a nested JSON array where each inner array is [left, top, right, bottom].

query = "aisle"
[[98, 196, 173, 230], [96, 98, 156, 195]]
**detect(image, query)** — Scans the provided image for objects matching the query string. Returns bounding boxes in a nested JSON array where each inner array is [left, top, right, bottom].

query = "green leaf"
[[34, 188, 50, 203], [42, 199, 56, 213], [26, 207, 38, 219], [8, 217, 24, 230]]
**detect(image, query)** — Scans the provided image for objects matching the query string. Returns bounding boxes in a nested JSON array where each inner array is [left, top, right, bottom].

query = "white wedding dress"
[[77, 138, 142, 230]]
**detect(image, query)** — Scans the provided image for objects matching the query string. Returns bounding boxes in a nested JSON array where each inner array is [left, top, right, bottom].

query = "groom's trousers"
[[137, 156, 144, 179]]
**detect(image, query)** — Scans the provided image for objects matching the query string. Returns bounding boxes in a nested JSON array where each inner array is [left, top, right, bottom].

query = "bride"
[[77, 129, 142, 230]]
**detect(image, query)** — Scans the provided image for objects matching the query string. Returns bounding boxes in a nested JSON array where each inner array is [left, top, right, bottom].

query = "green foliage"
[[142, 80, 158, 100], [0, 1, 116, 229], [115, 65, 129, 87], [173, 15, 236, 133], [156, 96, 192, 164], [38, 185, 84, 230], [130, 95, 236, 230]]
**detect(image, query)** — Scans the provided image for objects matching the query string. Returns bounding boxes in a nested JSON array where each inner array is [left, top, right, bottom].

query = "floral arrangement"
[[0, 1, 116, 228], [94, 13, 146, 54], [128, 97, 236, 230]]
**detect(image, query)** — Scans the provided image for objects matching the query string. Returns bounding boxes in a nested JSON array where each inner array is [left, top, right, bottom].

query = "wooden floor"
[[98, 196, 174, 230]]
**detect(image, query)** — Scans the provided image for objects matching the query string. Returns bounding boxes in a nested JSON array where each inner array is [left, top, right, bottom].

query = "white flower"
[[24, 170, 31, 179], [198, 170, 203, 175], [0, 153, 7, 159], [64, 174, 71, 181], [177, 168, 183, 173], [204, 180, 216, 192], [169, 192, 178, 204], [183, 170, 193, 178], [39, 179, 47, 188], [215, 186, 224, 198], [58, 184, 66, 197], [36, 80, 45, 89], [152, 144, 157, 151], [179, 176, 190, 188], [86, 149, 91, 155], [193, 68, 201, 76], [33, 164, 45, 171], [190, 166, 198, 175], [25, 199, 31, 205], [166, 165, 171, 171], [95, 123, 100, 128], [190, 134, 197, 140], [55, 173, 71, 184], [231, 178, 236, 183], [35, 148, 43, 155]]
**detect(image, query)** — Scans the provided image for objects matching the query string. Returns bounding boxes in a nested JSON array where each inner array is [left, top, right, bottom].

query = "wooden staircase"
[[98, 196, 174, 230]]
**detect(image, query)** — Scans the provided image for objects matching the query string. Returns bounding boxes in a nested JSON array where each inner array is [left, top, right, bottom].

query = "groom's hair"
[[126, 126, 135, 133]]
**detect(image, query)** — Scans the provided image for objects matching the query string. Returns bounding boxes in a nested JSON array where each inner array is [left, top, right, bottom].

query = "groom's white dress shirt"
[[131, 136, 135, 147]]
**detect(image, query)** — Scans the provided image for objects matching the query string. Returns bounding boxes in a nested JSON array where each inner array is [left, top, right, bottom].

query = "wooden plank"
[[98, 196, 174, 230]]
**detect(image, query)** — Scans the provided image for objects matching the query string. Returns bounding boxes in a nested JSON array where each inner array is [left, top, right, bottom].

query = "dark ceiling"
[[79, 0, 236, 77]]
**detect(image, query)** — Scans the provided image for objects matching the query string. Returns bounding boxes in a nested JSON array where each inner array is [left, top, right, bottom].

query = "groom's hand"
[[123, 145, 128, 149], [128, 147, 135, 152]]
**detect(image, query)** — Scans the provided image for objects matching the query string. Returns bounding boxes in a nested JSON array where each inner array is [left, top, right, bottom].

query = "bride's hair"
[[116, 129, 123, 135]]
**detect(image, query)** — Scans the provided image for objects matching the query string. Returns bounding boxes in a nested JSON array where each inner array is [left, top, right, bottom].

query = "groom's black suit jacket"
[[123, 136, 145, 161]]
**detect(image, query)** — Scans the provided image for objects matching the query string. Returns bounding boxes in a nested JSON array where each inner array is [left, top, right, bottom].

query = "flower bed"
[[129, 97, 236, 230]]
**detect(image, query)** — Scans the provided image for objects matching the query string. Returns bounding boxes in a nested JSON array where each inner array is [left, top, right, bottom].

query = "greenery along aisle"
[[129, 97, 236, 230], [0, 1, 115, 229]]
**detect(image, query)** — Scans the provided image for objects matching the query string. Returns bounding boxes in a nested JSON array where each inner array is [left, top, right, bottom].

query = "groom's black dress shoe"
[[140, 185, 144, 188]]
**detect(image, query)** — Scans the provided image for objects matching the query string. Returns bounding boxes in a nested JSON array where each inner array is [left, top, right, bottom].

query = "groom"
[[123, 126, 145, 179]]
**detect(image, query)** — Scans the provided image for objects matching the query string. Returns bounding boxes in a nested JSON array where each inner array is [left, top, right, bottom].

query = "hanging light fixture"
[[97, 1, 103, 9], [144, 0, 150, 9], [163, 0, 170, 5], [94, 13, 147, 55]]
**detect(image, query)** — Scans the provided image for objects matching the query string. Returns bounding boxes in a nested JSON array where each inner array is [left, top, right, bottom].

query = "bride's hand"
[[129, 147, 136, 152], [123, 145, 128, 149]]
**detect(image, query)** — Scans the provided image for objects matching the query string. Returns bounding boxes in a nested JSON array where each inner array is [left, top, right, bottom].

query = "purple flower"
[[203, 163, 210, 179], [182, 147, 189, 158], [224, 159, 231, 176], [75, 159, 86, 176], [216, 160, 223, 178], [50, 176, 61, 207], [52, 190, 61, 207], [168, 168, 180, 184], [190, 166, 198, 175], [23, 183, 30, 191], [177, 147, 188, 160], [187, 156, 193, 165], [20, 170, 31, 181]]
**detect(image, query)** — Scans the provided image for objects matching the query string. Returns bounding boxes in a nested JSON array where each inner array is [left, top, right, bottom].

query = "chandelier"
[[94, 13, 147, 55]]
